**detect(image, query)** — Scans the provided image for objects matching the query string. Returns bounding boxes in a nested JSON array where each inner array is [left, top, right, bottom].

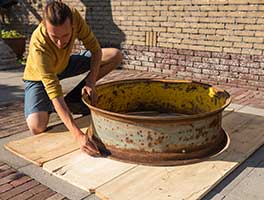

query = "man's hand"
[[82, 84, 97, 106], [77, 132, 101, 157]]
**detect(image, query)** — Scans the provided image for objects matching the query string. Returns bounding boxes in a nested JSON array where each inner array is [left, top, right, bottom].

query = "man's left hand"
[[82, 84, 97, 106]]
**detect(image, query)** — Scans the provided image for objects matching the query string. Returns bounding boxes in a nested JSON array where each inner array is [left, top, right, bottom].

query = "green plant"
[[17, 57, 27, 65], [1, 30, 25, 39]]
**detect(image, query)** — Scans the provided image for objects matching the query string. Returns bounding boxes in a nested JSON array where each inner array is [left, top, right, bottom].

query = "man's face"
[[45, 18, 72, 49]]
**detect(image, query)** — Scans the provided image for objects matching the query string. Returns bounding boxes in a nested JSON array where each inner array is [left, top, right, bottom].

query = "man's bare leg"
[[90, 48, 123, 81], [26, 48, 122, 134], [26, 112, 49, 135], [65, 48, 122, 101]]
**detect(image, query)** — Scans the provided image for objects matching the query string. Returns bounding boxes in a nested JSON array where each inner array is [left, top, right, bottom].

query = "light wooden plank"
[[96, 110, 264, 200], [43, 150, 136, 193], [4, 102, 260, 199], [4, 116, 91, 166], [223, 103, 245, 117]]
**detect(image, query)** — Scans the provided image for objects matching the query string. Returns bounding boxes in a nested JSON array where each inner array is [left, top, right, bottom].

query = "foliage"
[[17, 57, 26, 65], [1, 29, 25, 39]]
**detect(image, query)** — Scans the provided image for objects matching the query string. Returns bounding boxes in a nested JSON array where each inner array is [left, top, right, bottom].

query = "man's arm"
[[52, 96, 100, 156], [82, 48, 102, 105]]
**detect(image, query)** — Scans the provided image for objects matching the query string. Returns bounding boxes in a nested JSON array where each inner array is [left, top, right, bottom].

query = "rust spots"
[[163, 82, 169, 89], [211, 135, 217, 140], [137, 131, 144, 138], [113, 90, 118, 96], [209, 118, 219, 128], [147, 134, 153, 141], [186, 85, 197, 92], [154, 136, 165, 145], [125, 137, 134, 144], [86, 80, 229, 164]]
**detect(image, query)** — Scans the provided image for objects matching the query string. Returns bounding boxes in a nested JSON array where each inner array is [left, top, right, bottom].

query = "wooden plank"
[[96, 110, 264, 200], [43, 150, 136, 193], [4, 102, 259, 199], [223, 103, 245, 117], [4, 116, 91, 166]]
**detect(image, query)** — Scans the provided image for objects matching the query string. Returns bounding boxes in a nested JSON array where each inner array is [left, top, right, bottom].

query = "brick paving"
[[0, 161, 69, 200], [0, 102, 27, 139]]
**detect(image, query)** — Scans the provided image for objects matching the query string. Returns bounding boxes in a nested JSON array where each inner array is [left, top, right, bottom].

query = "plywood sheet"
[[5, 116, 91, 166], [6, 103, 263, 200], [96, 109, 264, 200], [43, 150, 136, 192]]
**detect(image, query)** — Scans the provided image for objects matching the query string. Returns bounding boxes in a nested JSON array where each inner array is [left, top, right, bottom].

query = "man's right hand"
[[77, 132, 101, 157]]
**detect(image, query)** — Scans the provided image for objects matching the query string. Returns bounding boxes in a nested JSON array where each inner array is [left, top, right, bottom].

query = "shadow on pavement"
[[0, 84, 24, 103]]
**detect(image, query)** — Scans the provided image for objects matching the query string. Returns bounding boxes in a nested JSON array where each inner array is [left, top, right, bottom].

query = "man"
[[23, 1, 122, 156]]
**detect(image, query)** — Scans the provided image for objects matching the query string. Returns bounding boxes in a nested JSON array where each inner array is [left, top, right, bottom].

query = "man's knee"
[[112, 48, 123, 66], [26, 112, 49, 135], [29, 125, 47, 135]]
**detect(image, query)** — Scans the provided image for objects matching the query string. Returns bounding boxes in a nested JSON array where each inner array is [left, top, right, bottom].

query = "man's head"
[[43, 1, 73, 49]]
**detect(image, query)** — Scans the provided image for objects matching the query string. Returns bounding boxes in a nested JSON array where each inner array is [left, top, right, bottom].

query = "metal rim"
[[104, 128, 230, 166], [82, 78, 232, 122]]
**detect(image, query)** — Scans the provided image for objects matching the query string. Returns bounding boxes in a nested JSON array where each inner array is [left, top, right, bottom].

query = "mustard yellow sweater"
[[23, 8, 100, 100]]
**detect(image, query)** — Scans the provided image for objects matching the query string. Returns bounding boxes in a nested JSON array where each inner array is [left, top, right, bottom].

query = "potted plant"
[[1, 29, 26, 58]]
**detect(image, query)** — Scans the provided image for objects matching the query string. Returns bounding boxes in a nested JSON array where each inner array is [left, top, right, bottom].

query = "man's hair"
[[43, 1, 73, 26]]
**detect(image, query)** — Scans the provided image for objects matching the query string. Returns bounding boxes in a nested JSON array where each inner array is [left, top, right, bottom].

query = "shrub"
[[1, 30, 25, 39]]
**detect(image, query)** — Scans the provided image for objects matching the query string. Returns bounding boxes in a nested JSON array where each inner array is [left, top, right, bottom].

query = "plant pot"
[[3, 37, 26, 58]]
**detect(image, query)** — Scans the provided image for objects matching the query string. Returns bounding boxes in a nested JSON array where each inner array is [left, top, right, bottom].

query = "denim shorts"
[[24, 51, 91, 119]]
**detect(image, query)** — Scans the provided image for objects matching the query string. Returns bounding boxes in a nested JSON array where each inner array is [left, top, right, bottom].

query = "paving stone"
[[0, 172, 23, 185], [0, 165, 10, 171], [10, 175, 32, 187], [46, 193, 68, 200], [0, 102, 28, 138], [27, 188, 56, 200], [0, 168, 16, 179], [224, 161, 264, 200], [0, 180, 39, 200], [28, 184, 49, 195], [0, 163, 69, 200], [0, 183, 13, 193], [8, 189, 34, 200]]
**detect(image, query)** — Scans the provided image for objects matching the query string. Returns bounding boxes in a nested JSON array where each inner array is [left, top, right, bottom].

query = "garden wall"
[[2, 0, 264, 90]]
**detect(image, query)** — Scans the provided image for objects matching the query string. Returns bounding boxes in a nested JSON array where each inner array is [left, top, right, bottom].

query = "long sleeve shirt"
[[23, 8, 100, 100]]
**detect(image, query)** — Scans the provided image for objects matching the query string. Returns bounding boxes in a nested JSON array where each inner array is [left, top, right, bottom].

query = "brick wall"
[[3, 0, 264, 90]]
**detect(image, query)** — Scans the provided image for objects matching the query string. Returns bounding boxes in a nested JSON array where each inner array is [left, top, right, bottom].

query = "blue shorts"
[[24, 51, 91, 119]]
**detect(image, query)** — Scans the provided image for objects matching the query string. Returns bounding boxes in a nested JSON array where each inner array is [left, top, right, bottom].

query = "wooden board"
[[43, 150, 136, 193], [95, 107, 264, 200], [4, 116, 91, 166], [6, 103, 264, 200]]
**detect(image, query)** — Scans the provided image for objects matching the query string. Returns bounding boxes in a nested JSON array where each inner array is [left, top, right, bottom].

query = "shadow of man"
[[80, 0, 126, 49]]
